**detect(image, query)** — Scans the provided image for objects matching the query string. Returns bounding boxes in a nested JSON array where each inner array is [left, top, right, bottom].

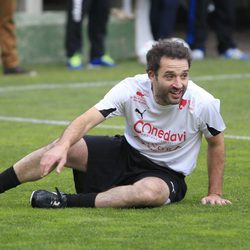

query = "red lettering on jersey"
[[133, 120, 187, 142]]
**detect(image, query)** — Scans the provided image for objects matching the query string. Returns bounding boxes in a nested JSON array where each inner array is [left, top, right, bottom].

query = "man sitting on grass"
[[0, 39, 232, 208]]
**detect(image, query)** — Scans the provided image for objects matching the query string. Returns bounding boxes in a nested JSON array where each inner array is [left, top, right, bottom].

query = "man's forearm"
[[201, 134, 231, 205], [206, 134, 225, 196], [57, 107, 104, 149], [57, 116, 89, 149]]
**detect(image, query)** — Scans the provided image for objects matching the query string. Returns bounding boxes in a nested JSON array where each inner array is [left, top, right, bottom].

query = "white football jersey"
[[95, 74, 226, 176]]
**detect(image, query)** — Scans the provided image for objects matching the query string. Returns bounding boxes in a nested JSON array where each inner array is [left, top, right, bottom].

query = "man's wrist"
[[208, 193, 222, 197], [56, 140, 71, 150]]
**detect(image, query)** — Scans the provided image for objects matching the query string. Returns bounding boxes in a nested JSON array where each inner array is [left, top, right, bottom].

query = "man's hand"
[[201, 194, 232, 205], [40, 144, 68, 177]]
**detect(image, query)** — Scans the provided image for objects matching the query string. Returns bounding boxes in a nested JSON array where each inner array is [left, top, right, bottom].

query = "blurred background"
[[14, 0, 250, 64]]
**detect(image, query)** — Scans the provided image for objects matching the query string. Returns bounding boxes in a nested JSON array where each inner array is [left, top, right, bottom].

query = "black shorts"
[[72, 135, 187, 203]]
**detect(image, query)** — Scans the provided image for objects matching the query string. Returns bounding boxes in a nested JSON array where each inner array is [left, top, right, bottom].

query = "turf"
[[0, 59, 249, 250]]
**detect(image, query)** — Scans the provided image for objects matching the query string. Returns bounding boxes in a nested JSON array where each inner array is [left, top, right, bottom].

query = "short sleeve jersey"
[[94, 74, 226, 176]]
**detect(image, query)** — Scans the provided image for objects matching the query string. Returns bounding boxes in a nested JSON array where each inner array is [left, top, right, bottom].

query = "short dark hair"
[[146, 38, 192, 74]]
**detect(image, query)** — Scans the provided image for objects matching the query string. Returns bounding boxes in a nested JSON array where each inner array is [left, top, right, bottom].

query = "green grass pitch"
[[0, 59, 249, 249]]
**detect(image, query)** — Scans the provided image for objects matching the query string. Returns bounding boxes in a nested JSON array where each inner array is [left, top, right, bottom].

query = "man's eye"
[[165, 75, 174, 80], [181, 74, 188, 79]]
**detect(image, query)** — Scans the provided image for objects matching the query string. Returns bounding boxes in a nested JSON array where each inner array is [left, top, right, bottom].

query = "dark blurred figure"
[[0, 0, 29, 75], [150, 0, 180, 40], [65, 0, 115, 70], [186, 0, 249, 60]]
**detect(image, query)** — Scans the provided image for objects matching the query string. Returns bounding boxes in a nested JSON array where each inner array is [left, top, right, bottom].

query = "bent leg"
[[0, 140, 59, 193], [14, 138, 88, 184], [0, 138, 88, 194], [13, 140, 59, 183], [95, 177, 170, 208], [65, 138, 88, 172], [65, 138, 88, 193]]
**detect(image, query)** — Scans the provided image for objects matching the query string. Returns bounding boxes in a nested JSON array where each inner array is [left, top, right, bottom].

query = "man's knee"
[[134, 177, 170, 207], [66, 138, 88, 171]]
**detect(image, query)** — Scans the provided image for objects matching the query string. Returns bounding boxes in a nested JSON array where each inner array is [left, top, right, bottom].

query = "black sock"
[[66, 193, 97, 207], [0, 166, 21, 193]]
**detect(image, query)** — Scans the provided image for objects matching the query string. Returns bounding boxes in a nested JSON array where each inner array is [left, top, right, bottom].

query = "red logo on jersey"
[[136, 91, 145, 97], [179, 99, 187, 110], [179, 99, 194, 110]]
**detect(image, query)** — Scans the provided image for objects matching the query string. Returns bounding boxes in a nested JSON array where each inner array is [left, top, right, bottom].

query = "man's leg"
[[187, 0, 208, 50], [12, 142, 57, 183], [65, 0, 83, 58], [32, 176, 170, 208], [0, 0, 19, 69], [88, 0, 110, 59], [0, 138, 88, 193], [0, 143, 55, 194], [150, 0, 179, 41], [213, 0, 236, 54], [0, 142, 56, 194], [95, 177, 170, 208]]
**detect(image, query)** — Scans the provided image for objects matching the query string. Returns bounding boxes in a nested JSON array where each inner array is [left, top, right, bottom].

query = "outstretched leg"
[[31, 177, 170, 209]]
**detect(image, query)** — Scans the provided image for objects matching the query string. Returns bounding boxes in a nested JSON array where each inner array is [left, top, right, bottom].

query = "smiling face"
[[148, 57, 189, 106]]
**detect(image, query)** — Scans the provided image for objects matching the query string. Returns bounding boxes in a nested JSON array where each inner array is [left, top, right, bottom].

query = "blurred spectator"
[[186, 0, 249, 60], [136, 0, 180, 64], [0, 0, 29, 75], [65, 0, 115, 70], [150, 0, 179, 40]]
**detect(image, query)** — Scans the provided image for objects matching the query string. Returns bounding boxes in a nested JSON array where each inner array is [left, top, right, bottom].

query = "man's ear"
[[147, 70, 155, 80]]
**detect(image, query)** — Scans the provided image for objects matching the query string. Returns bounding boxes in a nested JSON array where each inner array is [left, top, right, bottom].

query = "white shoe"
[[222, 48, 250, 60], [191, 49, 205, 60]]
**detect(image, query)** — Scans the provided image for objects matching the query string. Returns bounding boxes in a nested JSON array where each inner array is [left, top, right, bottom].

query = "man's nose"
[[173, 76, 182, 87]]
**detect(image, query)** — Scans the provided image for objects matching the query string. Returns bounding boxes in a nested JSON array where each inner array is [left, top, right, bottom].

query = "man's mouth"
[[170, 89, 182, 99]]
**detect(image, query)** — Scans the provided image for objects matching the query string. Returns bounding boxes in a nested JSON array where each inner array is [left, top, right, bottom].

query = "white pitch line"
[[0, 73, 250, 93], [0, 81, 116, 93], [0, 116, 124, 130], [0, 115, 249, 141], [193, 73, 250, 81], [223, 135, 250, 140]]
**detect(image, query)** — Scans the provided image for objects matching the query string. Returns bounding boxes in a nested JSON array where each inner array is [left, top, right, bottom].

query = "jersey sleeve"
[[94, 79, 130, 119], [198, 98, 226, 138]]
